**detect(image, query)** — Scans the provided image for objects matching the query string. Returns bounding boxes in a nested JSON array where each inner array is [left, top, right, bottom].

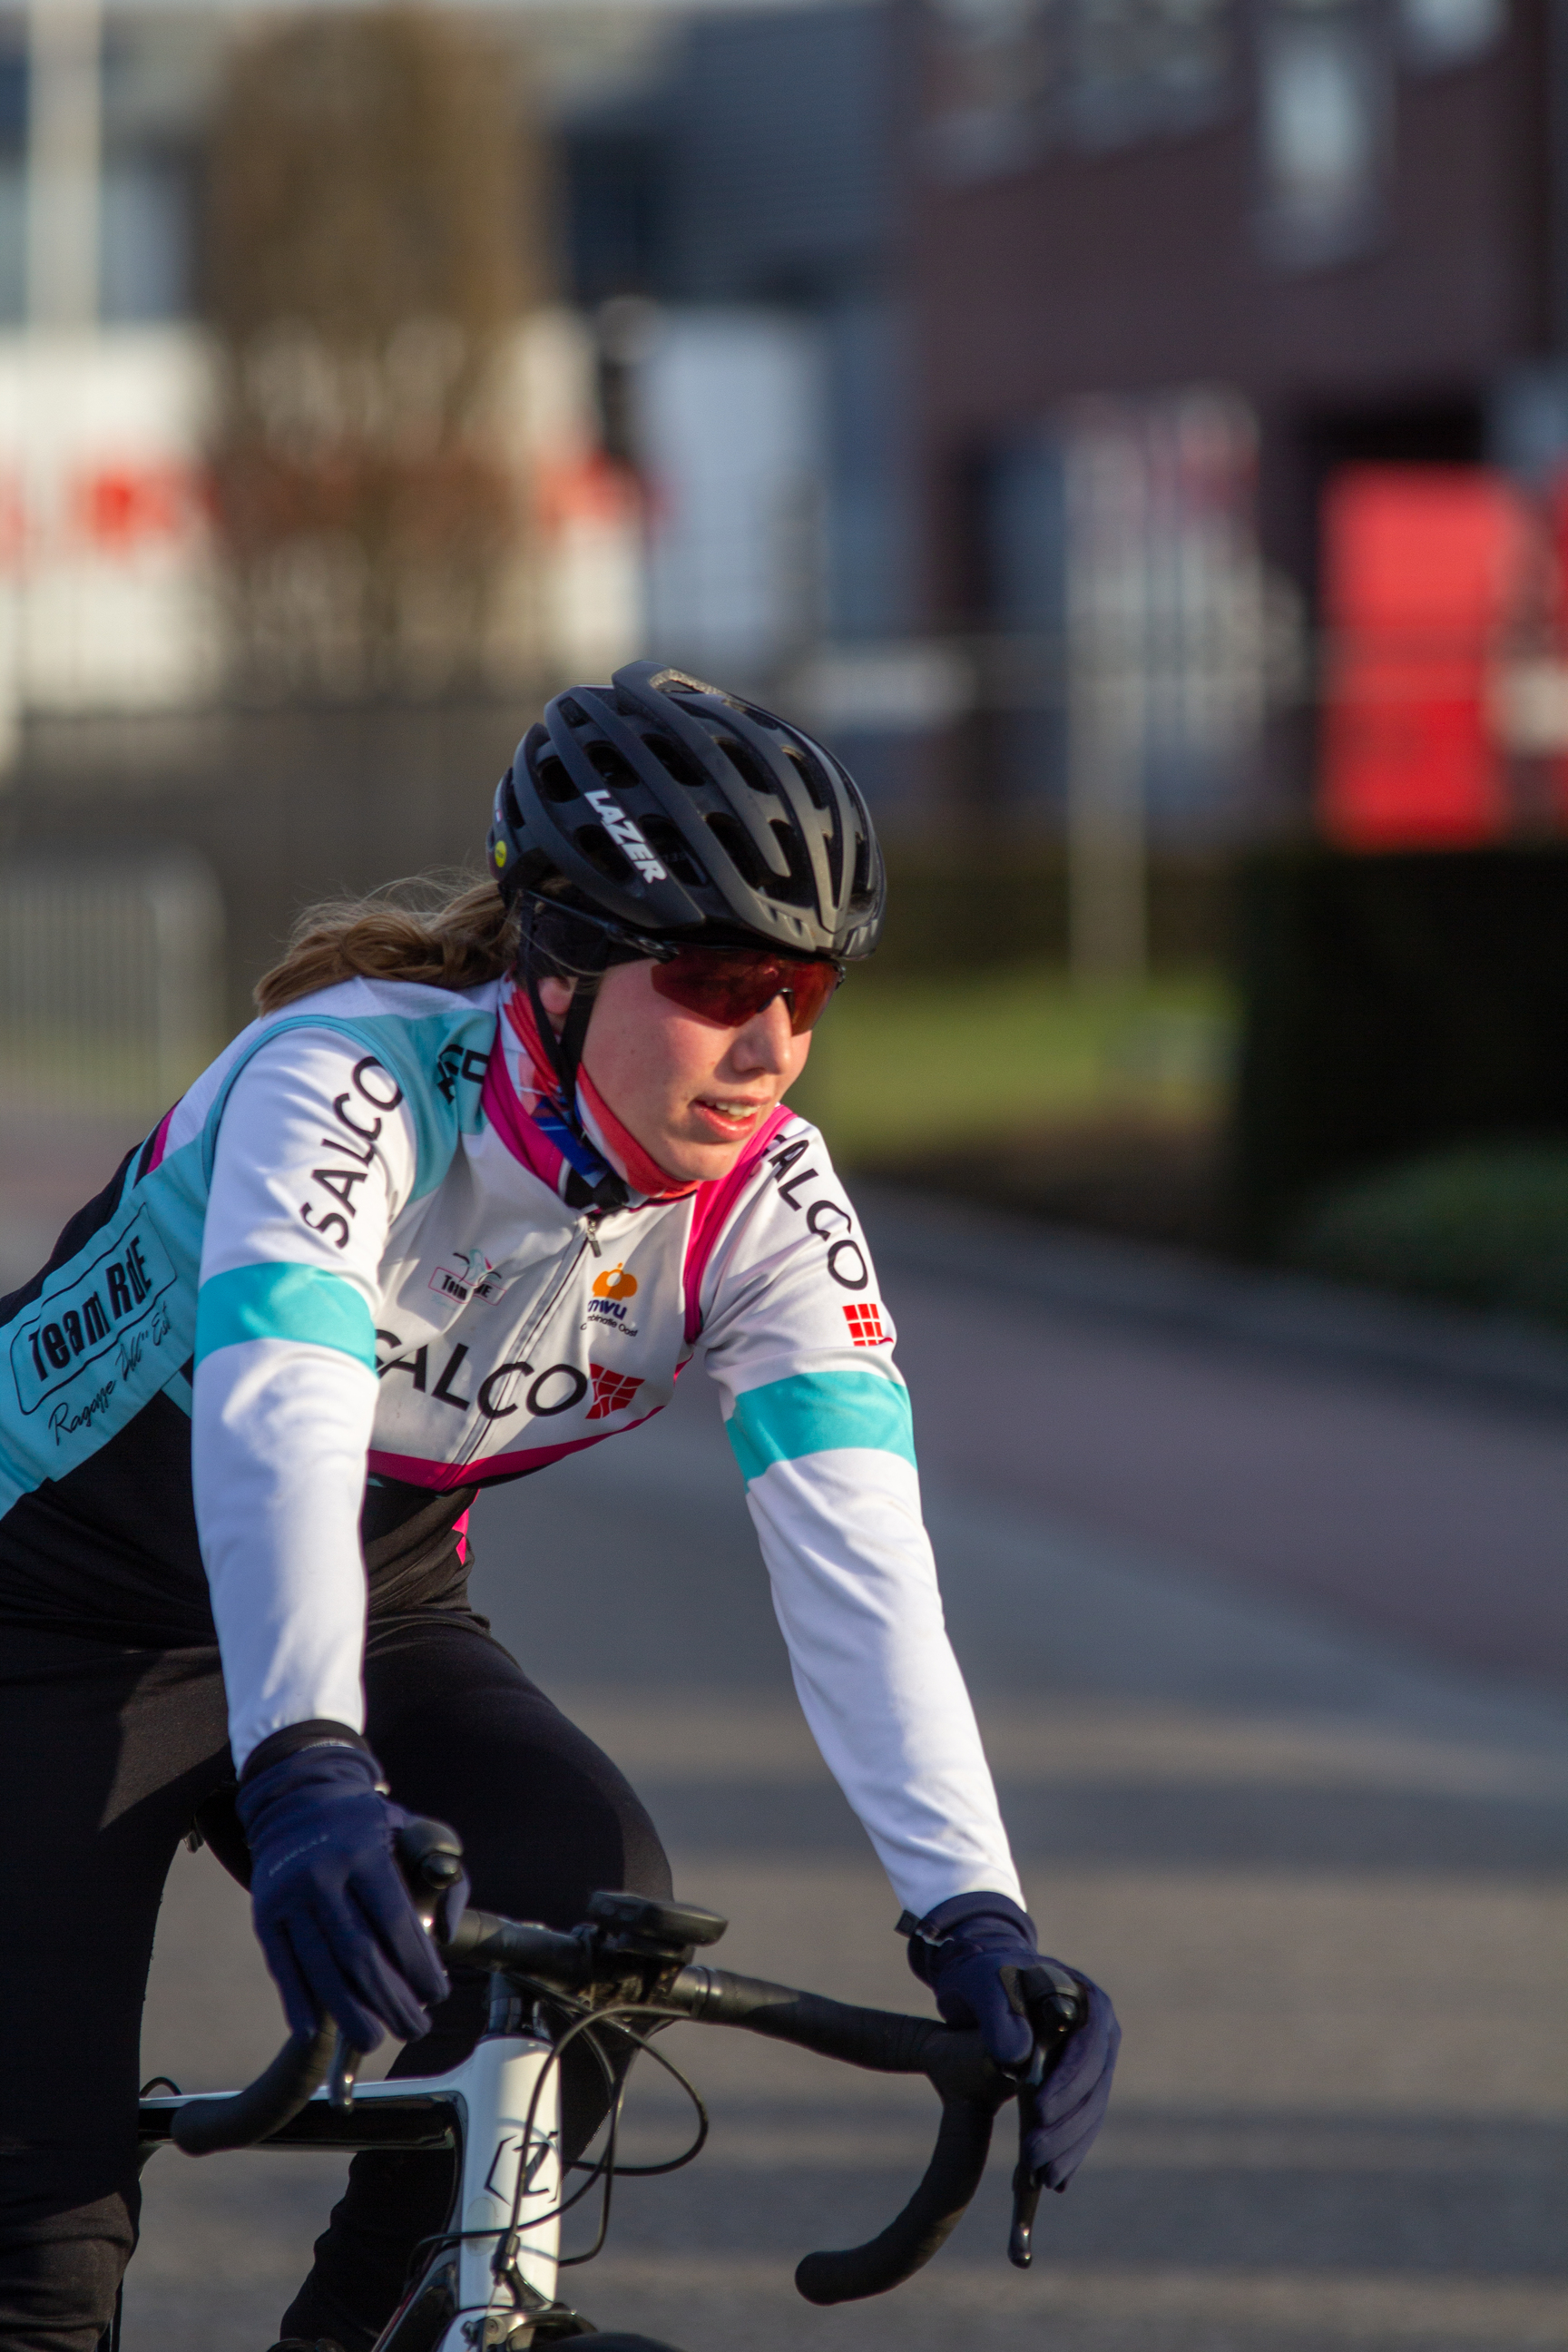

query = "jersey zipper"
[[446, 1217, 603, 1470]]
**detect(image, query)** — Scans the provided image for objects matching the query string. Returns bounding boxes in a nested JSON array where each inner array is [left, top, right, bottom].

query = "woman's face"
[[538, 959, 812, 1183]]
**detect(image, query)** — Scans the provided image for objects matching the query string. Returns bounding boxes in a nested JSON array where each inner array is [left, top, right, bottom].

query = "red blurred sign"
[[77, 462, 200, 551], [533, 449, 641, 535], [1318, 466, 1530, 849]]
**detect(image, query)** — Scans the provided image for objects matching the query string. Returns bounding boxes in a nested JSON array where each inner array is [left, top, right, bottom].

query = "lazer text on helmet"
[[583, 790, 669, 885]]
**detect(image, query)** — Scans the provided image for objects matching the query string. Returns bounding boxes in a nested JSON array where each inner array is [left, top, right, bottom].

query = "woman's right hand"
[[235, 1740, 454, 2050]]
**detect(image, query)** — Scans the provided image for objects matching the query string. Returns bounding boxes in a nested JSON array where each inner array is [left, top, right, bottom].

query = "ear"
[[536, 974, 575, 1021]]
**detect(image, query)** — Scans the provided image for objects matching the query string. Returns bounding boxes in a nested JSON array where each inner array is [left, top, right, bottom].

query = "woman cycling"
[[0, 662, 1118, 2352]]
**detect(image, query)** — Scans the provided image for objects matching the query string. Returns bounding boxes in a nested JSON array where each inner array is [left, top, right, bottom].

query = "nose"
[[729, 993, 796, 1073]]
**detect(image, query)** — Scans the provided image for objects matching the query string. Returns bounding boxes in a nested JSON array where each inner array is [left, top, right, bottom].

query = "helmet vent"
[[535, 754, 578, 806], [573, 823, 634, 886], [642, 815, 708, 889], [823, 816, 844, 904], [781, 742, 832, 811], [704, 809, 769, 889], [850, 832, 873, 903], [715, 732, 779, 800], [558, 697, 593, 728], [769, 820, 815, 906], [585, 740, 643, 792], [640, 730, 708, 792]]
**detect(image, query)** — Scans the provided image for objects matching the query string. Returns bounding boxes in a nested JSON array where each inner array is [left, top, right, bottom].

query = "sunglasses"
[[649, 946, 844, 1034]]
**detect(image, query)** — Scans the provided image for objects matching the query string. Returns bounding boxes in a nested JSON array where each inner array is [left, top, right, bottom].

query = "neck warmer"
[[498, 985, 701, 1204]]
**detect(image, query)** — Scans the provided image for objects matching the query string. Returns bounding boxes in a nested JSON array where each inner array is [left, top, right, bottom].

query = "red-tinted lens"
[[650, 949, 842, 1034]]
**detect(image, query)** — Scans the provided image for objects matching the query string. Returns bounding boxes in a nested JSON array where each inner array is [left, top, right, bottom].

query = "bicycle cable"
[[398, 1991, 708, 2297], [503, 1995, 706, 2276], [555, 2010, 711, 2270]]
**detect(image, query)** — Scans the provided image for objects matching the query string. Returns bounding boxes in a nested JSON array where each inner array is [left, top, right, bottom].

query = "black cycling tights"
[[0, 1613, 671, 2352]]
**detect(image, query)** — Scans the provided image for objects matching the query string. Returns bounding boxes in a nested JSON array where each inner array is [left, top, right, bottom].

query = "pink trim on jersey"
[[480, 1030, 568, 1193], [142, 1102, 177, 1174], [681, 1107, 795, 1342], [368, 1405, 667, 1491], [453, 1508, 469, 1564]]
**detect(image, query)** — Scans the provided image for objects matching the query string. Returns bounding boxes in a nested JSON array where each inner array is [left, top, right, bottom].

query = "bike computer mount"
[[584, 1890, 728, 1964]]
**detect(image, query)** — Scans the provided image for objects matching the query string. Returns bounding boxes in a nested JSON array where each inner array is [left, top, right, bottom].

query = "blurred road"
[[115, 1224, 1568, 2352]]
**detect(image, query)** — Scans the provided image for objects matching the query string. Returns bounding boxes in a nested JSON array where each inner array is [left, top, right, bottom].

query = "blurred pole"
[[1551, 0, 1568, 355], [7, 0, 103, 757], [1065, 416, 1149, 985], [26, 0, 101, 330]]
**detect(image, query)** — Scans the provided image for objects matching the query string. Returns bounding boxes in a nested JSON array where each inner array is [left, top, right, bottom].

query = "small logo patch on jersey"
[[592, 1262, 638, 1301], [585, 1294, 638, 1339], [843, 1302, 890, 1347], [586, 1362, 643, 1420], [583, 790, 669, 885], [428, 1249, 504, 1308]]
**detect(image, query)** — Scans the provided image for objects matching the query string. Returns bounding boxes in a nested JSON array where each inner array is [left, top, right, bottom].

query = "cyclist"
[[0, 662, 1118, 2352]]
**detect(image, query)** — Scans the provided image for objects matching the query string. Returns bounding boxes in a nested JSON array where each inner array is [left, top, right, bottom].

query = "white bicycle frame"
[[142, 2028, 574, 2351]]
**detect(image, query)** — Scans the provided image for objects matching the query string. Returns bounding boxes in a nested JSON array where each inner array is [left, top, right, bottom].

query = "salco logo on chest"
[[376, 1330, 595, 1425]]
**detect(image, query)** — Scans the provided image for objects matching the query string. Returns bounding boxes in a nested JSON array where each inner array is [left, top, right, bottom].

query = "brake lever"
[[329, 2031, 360, 2112], [1009, 2156, 1042, 2267], [395, 1816, 466, 1937], [323, 1819, 461, 2113], [1005, 1964, 1085, 2269], [1006, 2025, 1048, 2266]]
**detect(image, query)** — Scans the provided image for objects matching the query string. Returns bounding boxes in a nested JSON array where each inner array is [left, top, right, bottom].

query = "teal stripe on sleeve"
[[194, 1262, 377, 1369], [726, 1367, 916, 1485]]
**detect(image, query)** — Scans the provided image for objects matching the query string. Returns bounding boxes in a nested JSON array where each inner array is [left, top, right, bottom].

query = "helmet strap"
[[521, 942, 630, 1213]]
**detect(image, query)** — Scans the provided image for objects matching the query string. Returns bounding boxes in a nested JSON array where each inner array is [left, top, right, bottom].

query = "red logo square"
[[587, 1363, 643, 1420]]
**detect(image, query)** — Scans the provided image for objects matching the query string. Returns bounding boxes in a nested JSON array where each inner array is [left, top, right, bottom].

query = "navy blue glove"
[[236, 1740, 468, 2052], [906, 1891, 1120, 2191]]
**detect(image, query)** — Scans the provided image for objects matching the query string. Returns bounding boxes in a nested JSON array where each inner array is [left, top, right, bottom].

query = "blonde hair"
[[255, 875, 520, 1014]]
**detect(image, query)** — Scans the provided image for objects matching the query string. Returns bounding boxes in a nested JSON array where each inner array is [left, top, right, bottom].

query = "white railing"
[[0, 853, 224, 1114]]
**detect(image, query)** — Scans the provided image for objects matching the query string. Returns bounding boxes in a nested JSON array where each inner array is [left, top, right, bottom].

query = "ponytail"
[[255, 876, 519, 1014]]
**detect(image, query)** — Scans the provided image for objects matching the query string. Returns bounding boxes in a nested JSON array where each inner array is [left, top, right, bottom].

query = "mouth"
[[691, 1095, 770, 1140]]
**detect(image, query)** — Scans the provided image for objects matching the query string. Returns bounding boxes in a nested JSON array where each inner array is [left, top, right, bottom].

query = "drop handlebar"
[[169, 1906, 1062, 2305]]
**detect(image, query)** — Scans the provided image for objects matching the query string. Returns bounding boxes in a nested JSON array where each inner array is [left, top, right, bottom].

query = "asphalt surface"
[[103, 1217, 1564, 2352]]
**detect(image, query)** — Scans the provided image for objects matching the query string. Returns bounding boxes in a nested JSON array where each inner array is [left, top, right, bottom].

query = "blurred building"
[[555, 0, 916, 795], [0, 4, 642, 742], [909, 0, 1562, 850]]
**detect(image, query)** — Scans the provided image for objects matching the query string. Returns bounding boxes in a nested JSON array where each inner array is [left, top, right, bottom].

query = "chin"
[[665, 1132, 750, 1183]]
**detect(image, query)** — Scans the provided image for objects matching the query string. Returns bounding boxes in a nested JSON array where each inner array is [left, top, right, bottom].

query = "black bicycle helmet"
[[487, 660, 885, 961], [485, 662, 885, 1210]]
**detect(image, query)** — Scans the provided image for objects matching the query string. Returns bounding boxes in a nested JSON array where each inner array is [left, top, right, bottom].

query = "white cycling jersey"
[[0, 971, 1022, 1919]]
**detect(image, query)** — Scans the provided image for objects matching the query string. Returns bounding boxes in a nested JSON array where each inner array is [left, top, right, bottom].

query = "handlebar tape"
[[668, 1967, 940, 2073], [670, 1965, 1009, 2304], [796, 2093, 998, 2304], [171, 2019, 337, 2156]]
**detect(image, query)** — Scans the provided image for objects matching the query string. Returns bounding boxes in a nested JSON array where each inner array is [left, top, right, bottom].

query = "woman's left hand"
[[905, 1889, 1121, 2190]]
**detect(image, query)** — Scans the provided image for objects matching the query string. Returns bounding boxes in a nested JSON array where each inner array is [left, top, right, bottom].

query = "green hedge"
[[1287, 1142, 1568, 1326], [1234, 845, 1568, 1250]]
